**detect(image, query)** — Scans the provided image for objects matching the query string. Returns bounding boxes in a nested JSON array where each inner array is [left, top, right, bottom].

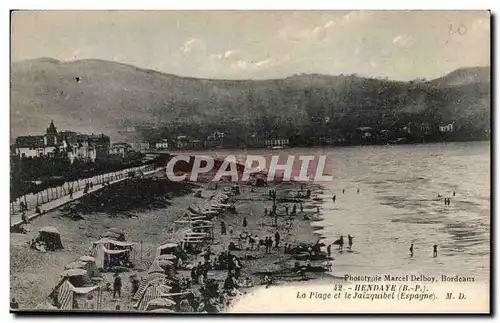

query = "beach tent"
[[156, 243, 179, 257], [55, 279, 102, 310], [77, 256, 102, 279], [100, 230, 125, 242], [147, 261, 166, 275], [65, 261, 86, 270], [60, 269, 92, 287], [132, 273, 167, 301], [38, 226, 64, 251], [90, 238, 137, 270]]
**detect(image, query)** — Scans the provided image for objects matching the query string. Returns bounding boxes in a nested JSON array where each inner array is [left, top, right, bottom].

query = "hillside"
[[10, 58, 491, 143]]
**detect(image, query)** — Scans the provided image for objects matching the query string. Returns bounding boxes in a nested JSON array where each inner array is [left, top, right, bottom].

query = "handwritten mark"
[[446, 23, 467, 44]]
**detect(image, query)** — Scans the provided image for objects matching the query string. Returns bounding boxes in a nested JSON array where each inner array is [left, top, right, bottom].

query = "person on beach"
[[348, 235, 354, 250], [258, 238, 264, 251], [317, 206, 320, 214], [453, 191, 456, 196], [267, 237, 274, 253], [249, 235, 256, 250], [191, 266, 197, 283], [10, 298, 19, 310], [221, 221, 226, 235], [243, 217, 248, 228], [339, 236, 344, 250], [113, 273, 122, 298], [285, 206, 289, 216], [409, 244, 414, 257], [273, 213, 278, 227], [433, 245, 438, 258], [332, 195, 336, 203], [342, 189, 345, 194], [264, 208, 268, 217], [275, 231, 281, 248], [306, 189, 311, 198], [327, 244, 331, 257], [292, 204, 297, 215], [357, 188, 360, 194], [21, 212, 28, 224], [300, 203, 303, 213]]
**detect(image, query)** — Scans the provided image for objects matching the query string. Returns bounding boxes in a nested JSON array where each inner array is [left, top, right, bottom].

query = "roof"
[[79, 255, 95, 262], [60, 269, 87, 277], [15, 136, 45, 148], [158, 243, 178, 250], [46, 120, 58, 135], [39, 226, 59, 234], [112, 142, 132, 148]]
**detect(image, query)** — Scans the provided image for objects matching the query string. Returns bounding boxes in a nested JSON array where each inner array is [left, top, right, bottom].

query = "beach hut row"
[[43, 228, 138, 311], [132, 242, 196, 312]]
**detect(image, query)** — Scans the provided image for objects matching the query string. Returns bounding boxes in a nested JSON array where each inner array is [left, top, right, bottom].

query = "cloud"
[[230, 56, 288, 71], [278, 25, 326, 42], [210, 50, 237, 61], [180, 38, 202, 54], [392, 34, 413, 47]]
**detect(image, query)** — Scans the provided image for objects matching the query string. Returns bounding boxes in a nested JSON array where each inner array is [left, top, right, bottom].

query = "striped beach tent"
[[147, 261, 165, 275], [137, 285, 163, 311], [132, 273, 166, 301], [57, 280, 74, 310]]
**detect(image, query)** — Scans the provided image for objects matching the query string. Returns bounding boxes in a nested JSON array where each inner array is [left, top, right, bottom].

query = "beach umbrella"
[[60, 268, 87, 277], [64, 261, 86, 270]]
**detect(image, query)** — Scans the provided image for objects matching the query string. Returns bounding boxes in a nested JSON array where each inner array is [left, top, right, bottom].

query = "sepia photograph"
[[9, 9, 491, 314]]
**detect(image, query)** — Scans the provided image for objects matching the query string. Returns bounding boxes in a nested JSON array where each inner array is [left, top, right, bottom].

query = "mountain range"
[[10, 58, 490, 143]]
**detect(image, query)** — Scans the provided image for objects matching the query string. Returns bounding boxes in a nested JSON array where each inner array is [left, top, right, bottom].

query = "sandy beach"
[[10, 177, 331, 311]]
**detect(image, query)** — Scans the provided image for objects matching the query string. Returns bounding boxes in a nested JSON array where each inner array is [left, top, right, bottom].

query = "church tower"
[[44, 120, 58, 146]]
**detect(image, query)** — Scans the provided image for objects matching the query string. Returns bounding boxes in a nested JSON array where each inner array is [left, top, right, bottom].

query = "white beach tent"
[[90, 238, 137, 269], [155, 243, 179, 258]]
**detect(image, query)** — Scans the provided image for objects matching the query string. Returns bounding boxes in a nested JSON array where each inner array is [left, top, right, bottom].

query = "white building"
[[265, 138, 289, 148], [155, 139, 169, 150]]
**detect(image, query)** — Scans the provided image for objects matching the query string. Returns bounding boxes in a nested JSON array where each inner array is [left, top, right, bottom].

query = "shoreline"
[[10, 177, 331, 312]]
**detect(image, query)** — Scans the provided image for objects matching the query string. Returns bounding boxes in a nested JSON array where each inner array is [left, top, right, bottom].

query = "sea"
[[185, 141, 491, 282]]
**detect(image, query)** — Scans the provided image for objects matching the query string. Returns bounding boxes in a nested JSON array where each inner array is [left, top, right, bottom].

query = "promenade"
[[10, 165, 164, 227]]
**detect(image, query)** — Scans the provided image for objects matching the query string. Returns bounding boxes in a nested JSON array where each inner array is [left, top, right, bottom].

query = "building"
[[155, 139, 169, 150], [109, 142, 133, 158], [14, 121, 59, 158], [265, 137, 289, 148], [14, 121, 110, 163], [204, 131, 225, 149], [132, 141, 150, 151], [173, 135, 202, 150]]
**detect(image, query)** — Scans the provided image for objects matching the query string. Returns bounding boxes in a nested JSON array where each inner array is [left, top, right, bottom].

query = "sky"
[[11, 10, 490, 81]]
